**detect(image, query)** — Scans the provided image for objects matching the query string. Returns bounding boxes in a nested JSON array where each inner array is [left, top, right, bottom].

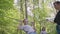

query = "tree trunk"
[[25, 0, 28, 19]]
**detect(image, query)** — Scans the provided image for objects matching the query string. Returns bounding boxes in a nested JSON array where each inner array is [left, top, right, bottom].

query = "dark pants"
[[28, 32, 36, 34], [56, 25, 60, 34]]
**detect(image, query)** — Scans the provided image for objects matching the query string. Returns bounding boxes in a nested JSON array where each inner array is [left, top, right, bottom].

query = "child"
[[40, 27, 47, 34], [18, 19, 36, 34]]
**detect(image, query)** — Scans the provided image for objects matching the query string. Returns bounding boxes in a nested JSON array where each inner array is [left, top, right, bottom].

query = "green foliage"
[[32, 8, 47, 21], [33, 0, 39, 5], [0, 0, 57, 34], [0, 0, 21, 34], [0, 0, 13, 9], [0, 9, 20, 34]]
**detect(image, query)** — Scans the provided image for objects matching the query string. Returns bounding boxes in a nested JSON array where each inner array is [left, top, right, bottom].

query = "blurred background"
[[0, 0, 60, 34]]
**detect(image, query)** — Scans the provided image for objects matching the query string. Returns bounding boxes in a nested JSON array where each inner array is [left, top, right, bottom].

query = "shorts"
[[56, 25, 60, 34]]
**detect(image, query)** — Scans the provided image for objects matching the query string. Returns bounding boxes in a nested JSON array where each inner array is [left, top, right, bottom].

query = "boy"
[[40, 27, 47, 34], [18, 19, 36, 34]]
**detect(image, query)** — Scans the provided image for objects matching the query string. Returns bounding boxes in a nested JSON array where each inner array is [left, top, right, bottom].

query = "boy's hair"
[[42, 27, 46, 31], [53, 1, 60, 5], [23, 19, 28, 22]]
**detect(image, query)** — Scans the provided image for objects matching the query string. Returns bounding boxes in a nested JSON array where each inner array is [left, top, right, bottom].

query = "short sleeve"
[[18, 25, 24, 30], [40, 31, 42, 34]]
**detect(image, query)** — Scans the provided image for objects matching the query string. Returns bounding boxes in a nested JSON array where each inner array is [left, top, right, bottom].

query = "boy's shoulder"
[[23, 25, 31, 27], [41, 31, 47, 34]]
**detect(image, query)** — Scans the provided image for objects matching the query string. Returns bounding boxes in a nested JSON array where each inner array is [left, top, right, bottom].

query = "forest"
[[0, 0, 58, 34]]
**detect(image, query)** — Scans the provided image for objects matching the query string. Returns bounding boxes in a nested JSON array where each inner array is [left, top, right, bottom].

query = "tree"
[[0, 0, 20, 34]]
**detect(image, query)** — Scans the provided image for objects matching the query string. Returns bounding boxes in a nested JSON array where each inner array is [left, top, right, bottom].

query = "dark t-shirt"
[[54, 11, 60, 25]]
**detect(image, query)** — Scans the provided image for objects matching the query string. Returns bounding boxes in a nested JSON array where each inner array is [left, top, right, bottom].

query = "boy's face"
[[23, 19, 28, 25], [24, 20, 28, 23], [54, 3, 60, 10]]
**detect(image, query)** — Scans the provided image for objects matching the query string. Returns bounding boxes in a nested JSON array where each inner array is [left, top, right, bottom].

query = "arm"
[[54, 11, 60, 23], [31, 22, 36, 31], [54, 14, 59, 23], [40, 31, 43, 34], [17, 20, 23, 30]]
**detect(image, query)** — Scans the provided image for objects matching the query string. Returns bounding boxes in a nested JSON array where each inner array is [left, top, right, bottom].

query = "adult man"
[[53, 1, 60, 34]]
